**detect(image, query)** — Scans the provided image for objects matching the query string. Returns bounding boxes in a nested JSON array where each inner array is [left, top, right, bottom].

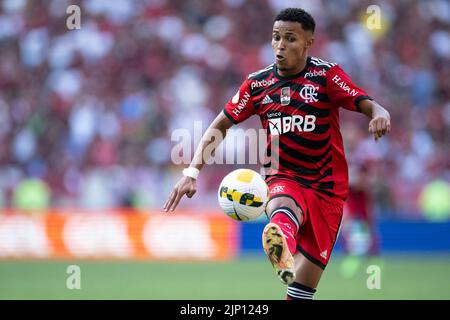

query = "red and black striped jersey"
[[223, 56, 372, 201]]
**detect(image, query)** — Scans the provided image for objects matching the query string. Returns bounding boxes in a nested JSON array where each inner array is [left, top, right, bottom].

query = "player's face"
[[272, 20, 313, 75]]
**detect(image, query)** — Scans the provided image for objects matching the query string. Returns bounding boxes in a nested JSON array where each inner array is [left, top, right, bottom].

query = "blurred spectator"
[[0, 0, 448, 219], [12, 178, 50, 210], [419, 179, 450, 221]]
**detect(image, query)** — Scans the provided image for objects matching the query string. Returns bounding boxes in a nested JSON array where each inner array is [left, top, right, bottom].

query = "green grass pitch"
[[1, 254, 449, 299]]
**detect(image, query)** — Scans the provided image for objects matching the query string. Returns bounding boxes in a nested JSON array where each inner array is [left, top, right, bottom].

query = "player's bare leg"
[[263, 197, 303, 285], [294, 252, 324, 287]]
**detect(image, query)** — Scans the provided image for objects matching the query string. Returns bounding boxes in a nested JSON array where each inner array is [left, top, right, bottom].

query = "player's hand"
[[368, 116, 391, 142], [163, 176, 197, 212]]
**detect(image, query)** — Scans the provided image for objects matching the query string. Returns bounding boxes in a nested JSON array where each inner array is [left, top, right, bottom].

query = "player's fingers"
[[368, 121, 374, 134], [380, 119, 387, 135], [376, 119, 383, 134], [374, 127, 382, 141], [186, 189, 196, 198], [163, 189, 175, 210], [386, 120, 391, 133], [170, 191, 185, 211], [384, 118, 391, 135], [165, 189, 178, 212], [373, 132, 379, 142], [384, 118, 392, 135]]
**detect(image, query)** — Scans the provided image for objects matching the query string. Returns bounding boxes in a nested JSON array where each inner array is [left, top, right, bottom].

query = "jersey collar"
[[274, 56, 311, 80]]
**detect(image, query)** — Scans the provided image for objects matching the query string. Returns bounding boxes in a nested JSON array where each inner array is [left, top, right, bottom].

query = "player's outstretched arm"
[[358, 99, 391, 142], [163, 111, 234, 212]]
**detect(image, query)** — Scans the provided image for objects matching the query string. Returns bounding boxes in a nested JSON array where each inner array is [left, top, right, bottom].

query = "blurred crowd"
[[0, 0, 449, 219]]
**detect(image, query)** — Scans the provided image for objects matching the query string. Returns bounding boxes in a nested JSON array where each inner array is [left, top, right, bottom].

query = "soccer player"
[[164, 8, 391, 300]]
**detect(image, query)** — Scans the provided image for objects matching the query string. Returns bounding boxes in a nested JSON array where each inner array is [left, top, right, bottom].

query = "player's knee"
[[266, 197, 303, 226], [269, 206, 301, 234], [286, 282, 316, 300]]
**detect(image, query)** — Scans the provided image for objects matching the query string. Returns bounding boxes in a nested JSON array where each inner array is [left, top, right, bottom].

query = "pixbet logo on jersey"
[[268, 115, 316, 135], [251, 78, 276, 90], [304, 69, 326, 78]]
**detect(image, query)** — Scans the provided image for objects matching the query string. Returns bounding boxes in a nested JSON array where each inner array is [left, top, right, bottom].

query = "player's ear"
[[305, 36, 314, 49]]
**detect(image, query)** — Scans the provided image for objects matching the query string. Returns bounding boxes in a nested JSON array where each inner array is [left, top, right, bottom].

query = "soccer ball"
[[217, 168, 269, 221]]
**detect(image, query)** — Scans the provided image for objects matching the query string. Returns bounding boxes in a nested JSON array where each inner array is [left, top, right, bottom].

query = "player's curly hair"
[[274, 8, 316, 33]]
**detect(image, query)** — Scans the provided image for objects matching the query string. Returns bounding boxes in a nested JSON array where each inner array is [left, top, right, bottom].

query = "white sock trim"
[[270, 208, 300, 231]]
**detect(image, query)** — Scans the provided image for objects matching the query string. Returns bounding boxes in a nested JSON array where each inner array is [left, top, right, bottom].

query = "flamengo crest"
[[299, 84, 319, 103]]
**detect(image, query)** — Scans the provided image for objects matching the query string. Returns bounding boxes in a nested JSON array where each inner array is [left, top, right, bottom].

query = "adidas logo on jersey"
[[320, 250, 328, 259], [262, 95, 273, 104]]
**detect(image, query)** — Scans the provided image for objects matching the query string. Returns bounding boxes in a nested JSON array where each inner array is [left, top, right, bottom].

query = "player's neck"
[[276, 55, 309, 77]]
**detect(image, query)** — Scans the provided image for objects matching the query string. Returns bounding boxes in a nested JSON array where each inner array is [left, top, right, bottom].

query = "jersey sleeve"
[[327, 65, 373, 112], [223, 78, 257, 124]]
